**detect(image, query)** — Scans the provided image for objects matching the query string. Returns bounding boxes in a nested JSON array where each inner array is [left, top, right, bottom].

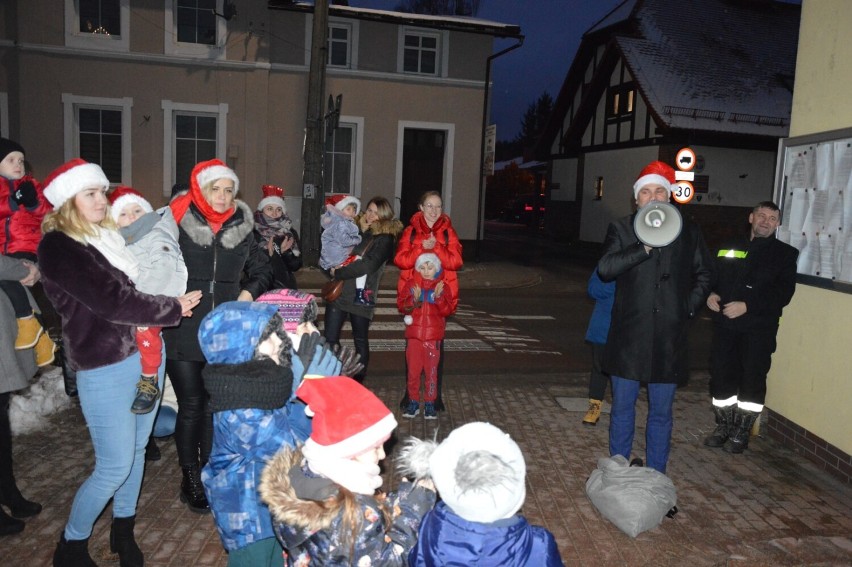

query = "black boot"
[[145, 437, 161, 462], [0, 393, 42, 518], [53, 534, 97, 567], [724, 408, 760, 454], [110, 515, 143, 567], [0, 505, 24, 536], [179, 465, 210, 514], [703, 404, 735, 448]]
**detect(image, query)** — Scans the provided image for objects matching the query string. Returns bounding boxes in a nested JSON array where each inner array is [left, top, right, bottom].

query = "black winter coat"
[[598, 214, 713, 385], [163, 200, 272, 361], [710, 234, 798, 331], [254, 228, 302, 290]]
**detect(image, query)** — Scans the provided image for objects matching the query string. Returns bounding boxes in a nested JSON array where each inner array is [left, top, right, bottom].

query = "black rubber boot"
[[724, 408, 760, 454], [703, 404, 735, 448], [53, 534, 97, 567], [179, 465, 210, 514], [110, 515, 143, 567], [144, 437, 161, 462], [0, 505, 24, 536]]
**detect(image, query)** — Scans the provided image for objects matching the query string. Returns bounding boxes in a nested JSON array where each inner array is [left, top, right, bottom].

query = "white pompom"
[[403, 315, 413, 325]]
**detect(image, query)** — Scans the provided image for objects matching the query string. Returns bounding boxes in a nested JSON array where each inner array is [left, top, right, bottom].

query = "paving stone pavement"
[[2, 371, 851, 566], [2, 262, 850, 565]]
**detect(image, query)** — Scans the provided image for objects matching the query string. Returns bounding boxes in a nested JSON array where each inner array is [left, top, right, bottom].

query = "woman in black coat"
[[164, 159, 272, 513], [254, 185, 302, 290], [323, 197, 403, 382]]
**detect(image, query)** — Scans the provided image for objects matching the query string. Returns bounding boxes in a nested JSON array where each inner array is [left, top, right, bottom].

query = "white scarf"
[[85, 226, 140, 283], [301, 444, 383, 496]]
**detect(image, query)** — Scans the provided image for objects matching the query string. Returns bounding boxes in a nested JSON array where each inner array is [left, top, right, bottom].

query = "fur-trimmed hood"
[[365, 217, 404, 237], [259, 447, 340, 537], [179, 199, 255, 248]]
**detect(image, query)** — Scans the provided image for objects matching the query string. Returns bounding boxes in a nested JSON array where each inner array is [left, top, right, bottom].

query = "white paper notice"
[[818, 233, 835, 279], [787, 188, 810, 234]]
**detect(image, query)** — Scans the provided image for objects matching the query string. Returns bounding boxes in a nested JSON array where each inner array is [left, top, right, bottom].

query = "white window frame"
[[324, 116, 364, 196], [61, 94, 133, 185], [327, 21, 354, 68], [65, 0, 130, 52], [164, 0, 228, 59], [161, 100, 228, 197], [0, 93, 8, 138], [398, 27, 448, 78], [305, 16, 360, 69], [394, 120, 455, 215]]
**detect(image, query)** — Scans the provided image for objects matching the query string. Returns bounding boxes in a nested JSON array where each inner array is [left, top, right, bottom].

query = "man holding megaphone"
[[597, 160, 713, 475]]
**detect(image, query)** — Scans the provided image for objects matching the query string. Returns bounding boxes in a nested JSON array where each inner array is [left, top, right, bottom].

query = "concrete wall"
[[768, 0, 852, 456]]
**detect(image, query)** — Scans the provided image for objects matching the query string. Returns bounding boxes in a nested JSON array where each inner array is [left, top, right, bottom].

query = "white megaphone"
[[634, 202, 682, 248]]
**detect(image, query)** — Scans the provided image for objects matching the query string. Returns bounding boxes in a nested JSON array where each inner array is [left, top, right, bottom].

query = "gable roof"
[[540, 0, 800, 154]]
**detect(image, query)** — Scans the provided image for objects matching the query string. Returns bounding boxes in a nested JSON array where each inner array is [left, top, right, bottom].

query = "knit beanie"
[[325, 194, 360, 215], [43, 158, 111, 208], [428, 422, 526, 523], [194, 159, 239, 194], [298, 375, 396, 460], [633, 161, 675, 199], [198, 301, 294, 411], [257, 184, 287, 213], [108, 186, 153, 221], [415, 252, 441, 272], [0, 137, 25, 161], [256, 289, 318, 333]]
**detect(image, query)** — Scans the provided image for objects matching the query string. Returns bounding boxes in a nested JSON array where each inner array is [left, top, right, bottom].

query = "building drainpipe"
[[475, 35, 524, 264]]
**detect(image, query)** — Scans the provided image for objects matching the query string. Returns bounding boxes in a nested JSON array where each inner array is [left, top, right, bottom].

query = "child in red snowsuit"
[[397, 252, 454, 419]]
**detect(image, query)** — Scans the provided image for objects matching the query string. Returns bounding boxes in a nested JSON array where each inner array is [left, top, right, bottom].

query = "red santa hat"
[[108, 186, 154, 221], [297, 375, 396, 460], [325, 194, 361, 215], [633, 160, 676, 199], [257, 184, 287, 213], [43, 158, 111, 208], [193, 159, 239, 195]]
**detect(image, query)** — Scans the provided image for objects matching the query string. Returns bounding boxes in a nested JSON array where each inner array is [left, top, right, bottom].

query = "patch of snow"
[[10, 368, 73, 436]]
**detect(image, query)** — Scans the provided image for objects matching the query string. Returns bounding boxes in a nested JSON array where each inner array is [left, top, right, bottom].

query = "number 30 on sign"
[[672, 181, 694, 204]]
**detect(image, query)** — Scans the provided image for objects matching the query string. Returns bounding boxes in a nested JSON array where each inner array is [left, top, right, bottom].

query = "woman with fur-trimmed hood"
[[163, 159, 273, 514], [322, 196, 403, 382], [259, 375, 436, 566]]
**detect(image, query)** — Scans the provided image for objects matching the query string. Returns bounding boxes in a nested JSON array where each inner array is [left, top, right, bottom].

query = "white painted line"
[[497, 315, 556, 320], [502, 348, 561, 355]]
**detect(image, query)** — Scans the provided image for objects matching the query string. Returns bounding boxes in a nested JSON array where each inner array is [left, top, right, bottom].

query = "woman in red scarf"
[[163, 160, 272, 513], [394, 191, 463, 411]]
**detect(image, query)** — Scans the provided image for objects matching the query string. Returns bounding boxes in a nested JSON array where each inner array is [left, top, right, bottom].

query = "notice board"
[[774, 127, 852, 293]]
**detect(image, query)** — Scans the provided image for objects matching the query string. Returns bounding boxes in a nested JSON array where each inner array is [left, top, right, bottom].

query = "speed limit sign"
[[672, 181, 694, 204]]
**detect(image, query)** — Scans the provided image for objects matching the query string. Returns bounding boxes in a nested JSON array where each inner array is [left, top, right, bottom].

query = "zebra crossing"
[[304, 288, 561, 355]]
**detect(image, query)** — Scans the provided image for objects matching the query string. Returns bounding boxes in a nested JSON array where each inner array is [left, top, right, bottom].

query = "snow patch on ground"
[[10, 368, 73, 436]]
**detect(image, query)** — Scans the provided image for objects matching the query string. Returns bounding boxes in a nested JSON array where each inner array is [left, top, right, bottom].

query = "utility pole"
[[300, 0, 329, 267]]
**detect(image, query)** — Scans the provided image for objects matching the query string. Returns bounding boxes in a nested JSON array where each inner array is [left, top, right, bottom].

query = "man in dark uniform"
[[703, 201, 798, 453]]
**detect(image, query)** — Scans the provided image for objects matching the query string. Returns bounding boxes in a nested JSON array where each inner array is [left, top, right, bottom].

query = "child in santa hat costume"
[[259, 375, 436, 566], [0, 137, 56, 364], [319, 194, 372, 305], [255, 185, 302, 290], [403, 421, 563, 566], [397, 252, 454, 420], [108, 186, 188, 415]]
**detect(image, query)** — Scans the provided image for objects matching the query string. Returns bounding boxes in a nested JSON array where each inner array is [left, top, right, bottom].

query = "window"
[[328, 23, 351, 68], [79, 108, 123, 181], [324, 123, 355, 194], [65, 0, 130, 51], [164, 0, 227, 58], [62, 94, 132, 184], [177, 0, 216, 45], [607, 83, 636, 120], [402, 30, 441, 75], [161, 101, 228, 195]]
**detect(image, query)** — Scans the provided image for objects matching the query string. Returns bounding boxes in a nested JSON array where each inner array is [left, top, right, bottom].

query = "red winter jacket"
[[397, 271, 454, 342], [1, 176, 52, 256], [394, 211, 462, 314]]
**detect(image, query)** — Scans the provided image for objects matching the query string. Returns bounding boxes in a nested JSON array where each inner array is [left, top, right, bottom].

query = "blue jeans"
[[65, 352, 163, 540], [609, 375, 677, 474]]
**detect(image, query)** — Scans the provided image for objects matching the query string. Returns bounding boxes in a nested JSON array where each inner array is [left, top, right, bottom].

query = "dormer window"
[[607, 82, 635, 120]]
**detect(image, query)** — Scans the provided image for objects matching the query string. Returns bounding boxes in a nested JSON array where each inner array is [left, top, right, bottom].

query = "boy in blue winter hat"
[[197, 301, 343, 566]]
